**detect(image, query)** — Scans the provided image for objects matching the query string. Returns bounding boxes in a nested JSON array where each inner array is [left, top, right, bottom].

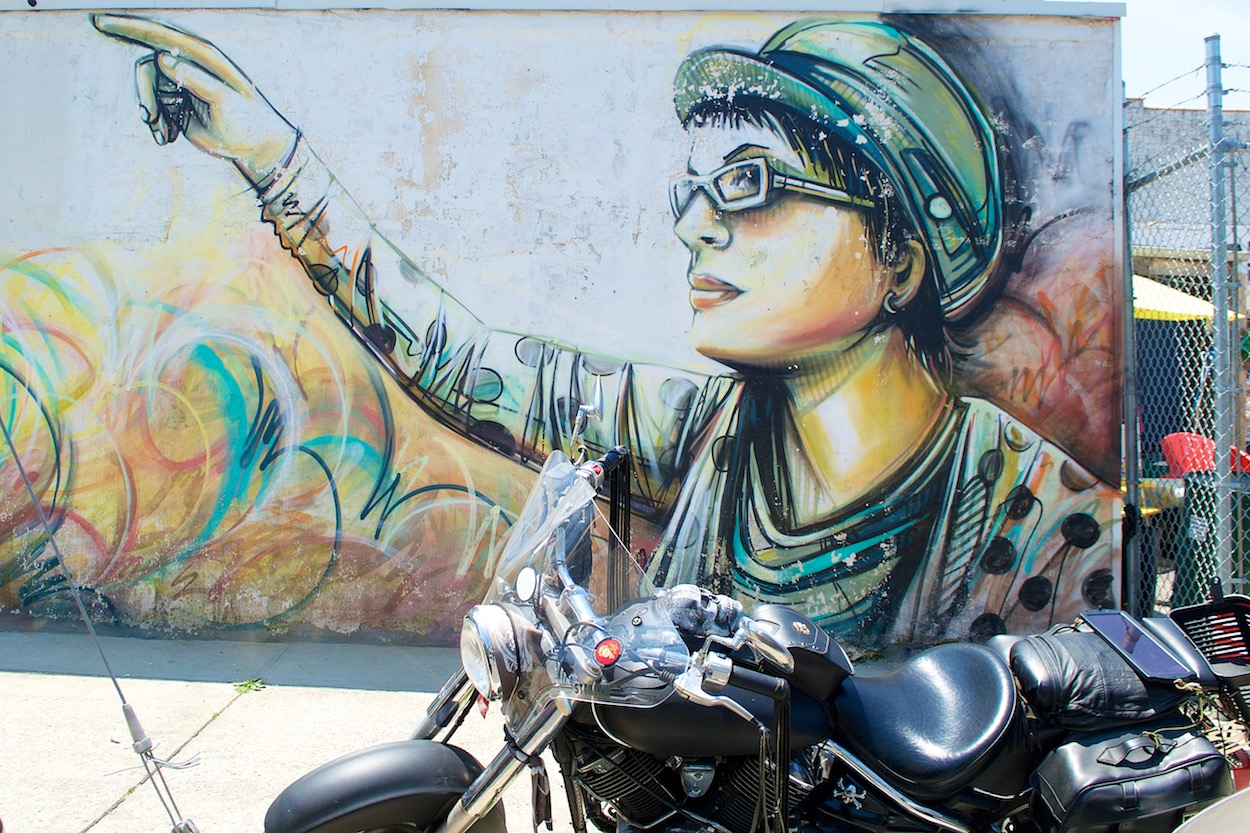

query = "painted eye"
[[716, 164, 763, 202]]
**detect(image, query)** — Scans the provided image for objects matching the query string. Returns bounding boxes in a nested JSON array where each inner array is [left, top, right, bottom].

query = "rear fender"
[[264, 740, 507, 833]]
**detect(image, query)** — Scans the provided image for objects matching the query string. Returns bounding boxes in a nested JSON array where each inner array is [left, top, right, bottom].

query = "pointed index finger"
[[92, 14, 251, 91]]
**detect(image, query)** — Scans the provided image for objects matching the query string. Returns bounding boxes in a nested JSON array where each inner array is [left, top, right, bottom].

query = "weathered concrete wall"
[[0, 6, 1123, 647]]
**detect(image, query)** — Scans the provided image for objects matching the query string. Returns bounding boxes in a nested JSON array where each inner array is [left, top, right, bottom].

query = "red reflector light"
[[594, 638, 622, 666]]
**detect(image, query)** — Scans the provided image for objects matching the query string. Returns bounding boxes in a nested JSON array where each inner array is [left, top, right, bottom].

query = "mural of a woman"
[[653, 21, 1118, 643], [90, 13, 1120, 645]]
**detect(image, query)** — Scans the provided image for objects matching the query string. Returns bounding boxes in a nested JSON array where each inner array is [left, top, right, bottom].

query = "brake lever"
[[672, 664, 754, 723]]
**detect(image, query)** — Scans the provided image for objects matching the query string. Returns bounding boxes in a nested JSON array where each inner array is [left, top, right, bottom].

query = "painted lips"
[[688, 274, 742, 310]]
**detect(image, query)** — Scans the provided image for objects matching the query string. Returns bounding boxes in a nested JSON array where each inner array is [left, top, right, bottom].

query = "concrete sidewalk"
[[1, 621, 564, 833]]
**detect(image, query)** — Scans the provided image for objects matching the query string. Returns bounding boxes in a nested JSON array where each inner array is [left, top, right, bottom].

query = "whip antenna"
[[0, 403, 200, 833]]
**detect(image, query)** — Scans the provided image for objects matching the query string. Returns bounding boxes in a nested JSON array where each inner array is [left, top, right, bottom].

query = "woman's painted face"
[[675, 122, 895, 370]]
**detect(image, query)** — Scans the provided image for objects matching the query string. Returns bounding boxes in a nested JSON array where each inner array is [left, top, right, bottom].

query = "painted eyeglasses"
[[669, 157, 875, 217]]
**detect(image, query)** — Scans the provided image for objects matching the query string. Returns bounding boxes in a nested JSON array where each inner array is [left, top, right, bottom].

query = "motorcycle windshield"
[[488, 452, 690, 708]]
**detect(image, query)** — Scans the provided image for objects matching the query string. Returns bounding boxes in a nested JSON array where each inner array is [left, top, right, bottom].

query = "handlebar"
[[698, 651, 789, 699], [727, 664, 790, 700], [577, 445, 629, 490], [674, 649, 789, 723]]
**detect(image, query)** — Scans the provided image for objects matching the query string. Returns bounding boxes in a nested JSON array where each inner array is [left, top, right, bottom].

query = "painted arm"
[[92, 14, 709, 514], [261, 157, 715, 517]]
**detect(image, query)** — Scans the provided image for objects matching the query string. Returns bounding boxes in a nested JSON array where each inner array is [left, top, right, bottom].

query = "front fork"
[[412, 669, 475, 741], [438, 701, 567, 833], [414, 670, 570, 833]]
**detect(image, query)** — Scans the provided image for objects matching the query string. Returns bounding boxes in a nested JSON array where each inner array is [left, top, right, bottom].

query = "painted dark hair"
[[682, 101, 957, 378]]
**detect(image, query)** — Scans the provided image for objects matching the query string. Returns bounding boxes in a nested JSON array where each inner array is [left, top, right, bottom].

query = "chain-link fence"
[[1126, 39, 1250, 617]]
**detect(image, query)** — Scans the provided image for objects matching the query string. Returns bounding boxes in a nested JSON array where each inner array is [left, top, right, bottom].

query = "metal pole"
[[1206, 33, 1234, 591], [1231, 141, 1249, 591], [1122, 84, 1144, 616]]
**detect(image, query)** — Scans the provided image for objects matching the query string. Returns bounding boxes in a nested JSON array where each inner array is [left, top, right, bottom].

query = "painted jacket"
[[253, 142, 1120, 645]]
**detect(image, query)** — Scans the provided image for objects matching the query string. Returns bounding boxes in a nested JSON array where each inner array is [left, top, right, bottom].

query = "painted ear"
[[889, 239, 927, 311]]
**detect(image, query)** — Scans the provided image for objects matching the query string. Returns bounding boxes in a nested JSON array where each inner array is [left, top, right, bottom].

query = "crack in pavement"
[[80, 686, 259, 833]]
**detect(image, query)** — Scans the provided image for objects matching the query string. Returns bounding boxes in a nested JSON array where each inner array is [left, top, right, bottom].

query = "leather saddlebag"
[[1010, 629, 1188, 729], [1031, 718, 1232, 832]]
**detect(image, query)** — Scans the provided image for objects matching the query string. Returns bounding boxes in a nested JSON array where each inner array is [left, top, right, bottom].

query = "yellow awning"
[[1133, 274, 1214, 321]]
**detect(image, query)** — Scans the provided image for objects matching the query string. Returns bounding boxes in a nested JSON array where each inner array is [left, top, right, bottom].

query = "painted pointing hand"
[[92, 13, 300, 185]]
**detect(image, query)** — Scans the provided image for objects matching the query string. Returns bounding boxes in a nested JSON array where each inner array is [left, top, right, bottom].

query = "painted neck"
[[780, 327, 954, 508]]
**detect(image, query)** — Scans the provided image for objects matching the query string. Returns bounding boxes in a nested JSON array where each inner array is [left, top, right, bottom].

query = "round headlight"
[[460, 604, 520, 701]]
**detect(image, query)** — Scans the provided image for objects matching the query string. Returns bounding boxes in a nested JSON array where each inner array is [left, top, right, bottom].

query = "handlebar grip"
[[728, 664, 790, 700], [578, 446, 629, 488], [597, 446, 629, 474]]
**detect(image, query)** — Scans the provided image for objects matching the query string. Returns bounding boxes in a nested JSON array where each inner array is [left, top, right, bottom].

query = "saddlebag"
[[1031, 718, 1232, 833], [1010, 629, 1188, 730]]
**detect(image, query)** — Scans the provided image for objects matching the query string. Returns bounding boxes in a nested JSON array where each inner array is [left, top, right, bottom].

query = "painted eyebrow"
[[686, 143, 771, 174], [722, 143, 770, 162]]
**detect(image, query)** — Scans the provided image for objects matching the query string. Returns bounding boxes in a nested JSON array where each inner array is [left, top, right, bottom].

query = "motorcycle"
[[1172, 788, 1250, 833], [263, 447, 1246, 833]]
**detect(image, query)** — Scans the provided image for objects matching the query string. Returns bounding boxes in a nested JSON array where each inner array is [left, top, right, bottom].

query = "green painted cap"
[[674, 19, 1003, 321]]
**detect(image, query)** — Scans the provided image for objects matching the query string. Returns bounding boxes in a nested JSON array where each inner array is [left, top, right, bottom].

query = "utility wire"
[[1135, 64, 1203, 101], [1127, 92, 1209, 130]]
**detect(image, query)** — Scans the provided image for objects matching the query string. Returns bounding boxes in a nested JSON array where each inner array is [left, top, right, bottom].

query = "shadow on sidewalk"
[[0, 613, 461, 692]]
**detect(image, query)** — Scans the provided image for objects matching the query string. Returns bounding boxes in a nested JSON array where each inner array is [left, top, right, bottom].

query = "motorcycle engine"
[[554, 723, 817, 833], [554, 725, 680, 830]]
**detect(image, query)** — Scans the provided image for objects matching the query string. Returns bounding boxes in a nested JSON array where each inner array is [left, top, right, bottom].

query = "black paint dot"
[[583, 356, 623, 376], [660, 378, 697, 411], [1060, 459, 1099, 491], [362, 322, 397, 354], [980, 537, 1017, 575], [969, 613, 1007, 642], [978, 449, 1004, 483], [515, 337, 544, 367], [1082, 569, 1115, 608], [1018, 575, 1053, 612], [425, 319, 448, 352], [1005, 486, 1036, 520], [557, 396, 583, 427], [1061, 513, 1101, 549], [469, 421, 516, 456], [309, 263, 339, 296]]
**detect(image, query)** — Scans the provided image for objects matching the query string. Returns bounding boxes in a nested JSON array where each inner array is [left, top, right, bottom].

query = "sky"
[[1121, 0, 1250, 110]]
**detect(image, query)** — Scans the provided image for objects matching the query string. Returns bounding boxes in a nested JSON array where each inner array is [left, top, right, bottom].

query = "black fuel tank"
[[750, 605, 854, 700], [590, 687, 831, 758]]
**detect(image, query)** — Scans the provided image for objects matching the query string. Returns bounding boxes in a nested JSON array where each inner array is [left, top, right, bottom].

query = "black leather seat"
[[832, 642, 1020, 800]]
